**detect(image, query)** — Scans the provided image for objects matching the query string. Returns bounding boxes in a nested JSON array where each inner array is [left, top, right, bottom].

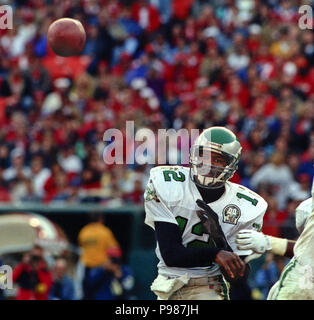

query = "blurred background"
[[0, 0, 313, 300]]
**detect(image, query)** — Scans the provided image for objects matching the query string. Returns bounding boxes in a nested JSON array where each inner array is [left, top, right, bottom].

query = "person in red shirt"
[[262, 196, 288, 238], [13, 245, 53, 300], [131, 0, 161, 33], [123, 179, 144, 204], [172, 0, 194, 21], [225, 75, 250, 110]]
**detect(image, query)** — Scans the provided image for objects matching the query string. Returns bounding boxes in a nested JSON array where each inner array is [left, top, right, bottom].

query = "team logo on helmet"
[[222, 204, 241, 225]]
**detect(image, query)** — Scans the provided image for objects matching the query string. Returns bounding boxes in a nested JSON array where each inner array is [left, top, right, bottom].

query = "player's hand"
[[215, 250, 245, 279], [236, 229, 271, 254], [196, 199, 232, 251]]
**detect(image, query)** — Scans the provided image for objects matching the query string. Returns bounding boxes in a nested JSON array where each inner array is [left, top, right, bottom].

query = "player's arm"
[[155, 221, 245, 279], [144, 173, 219, 268], [236, 229, 295, 258], [155, 221, 220, 267]]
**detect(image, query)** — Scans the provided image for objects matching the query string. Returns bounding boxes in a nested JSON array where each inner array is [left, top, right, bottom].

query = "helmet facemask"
[[189, 145, 239, 189]]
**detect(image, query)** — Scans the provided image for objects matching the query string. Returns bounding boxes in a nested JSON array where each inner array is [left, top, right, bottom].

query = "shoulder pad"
[[296, 197, 312, 214], [149, 166, 190, 205]]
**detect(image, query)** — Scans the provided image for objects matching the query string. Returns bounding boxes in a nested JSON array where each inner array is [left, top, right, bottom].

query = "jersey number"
[[163, 170, 185, 182], [236, 192, 258, 206], [176, 216, 215, 249]]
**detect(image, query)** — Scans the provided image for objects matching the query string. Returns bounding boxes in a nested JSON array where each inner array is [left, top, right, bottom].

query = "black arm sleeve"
[[155, 221, 221, 268]]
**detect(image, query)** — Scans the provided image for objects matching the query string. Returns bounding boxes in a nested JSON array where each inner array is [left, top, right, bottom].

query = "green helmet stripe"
[[204, 127, 236, 145]]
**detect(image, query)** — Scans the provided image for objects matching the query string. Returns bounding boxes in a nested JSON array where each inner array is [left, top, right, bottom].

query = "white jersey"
[[295, 197, 312, 234], [294, 197, 314, 268], [144, 166, 268, 278]]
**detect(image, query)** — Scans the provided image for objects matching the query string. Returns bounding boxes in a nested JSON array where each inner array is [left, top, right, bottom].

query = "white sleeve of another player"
[[295, 197, 312, 234], [144, 178, 177, 230]]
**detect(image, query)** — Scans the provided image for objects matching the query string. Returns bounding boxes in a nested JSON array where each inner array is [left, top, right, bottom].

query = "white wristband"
[[268, 236, 288, 256]]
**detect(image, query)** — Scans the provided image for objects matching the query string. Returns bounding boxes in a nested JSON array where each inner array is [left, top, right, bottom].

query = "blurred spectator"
[[81, 247, 135, 300], [0, 168, 11, 202], [58, 145, 83, 174], [254, 253, 287, 300], [3, 148, 31, 182], [49, 257, 76, 300], [227, 34, 250, 71], [41, 78, 71, 116], [0, 144, 10, 169], [131, 0, 161, 34], [262, 196, 288, 238], [123, 179, 144, 204], [19, 178, 41, 202], [30, 155, 50, 198], [25, 56, 51, 94], [77, 212, 120, 299], [288, 173, 312, 201], [13, 245, 53, 300], [250, 152, 295, 209], [297, 134, 314, 180], [280, 198, 305, 241], [107, 247, 135, 300], [44, 169, 74, 203]]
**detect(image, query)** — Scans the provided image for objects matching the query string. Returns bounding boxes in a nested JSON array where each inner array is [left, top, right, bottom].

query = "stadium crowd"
[[0, 0, 313, 299]]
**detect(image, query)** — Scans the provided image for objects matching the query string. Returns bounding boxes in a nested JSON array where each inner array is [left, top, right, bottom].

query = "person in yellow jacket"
[[77, 212, 121, 299]]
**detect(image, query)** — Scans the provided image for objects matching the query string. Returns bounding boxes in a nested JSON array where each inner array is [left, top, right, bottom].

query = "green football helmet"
[[189, 127, 242, 189]]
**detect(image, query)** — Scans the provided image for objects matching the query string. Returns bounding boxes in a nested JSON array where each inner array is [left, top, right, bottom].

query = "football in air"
[[47, 18, 86, 57]]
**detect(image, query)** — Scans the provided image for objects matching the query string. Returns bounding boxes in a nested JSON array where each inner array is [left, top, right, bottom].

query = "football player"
[[236, 193, 314, 300], [144, 127, 268, 300]]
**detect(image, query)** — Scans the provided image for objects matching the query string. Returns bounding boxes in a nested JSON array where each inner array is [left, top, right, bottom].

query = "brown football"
[[47, 18, 86, 57]]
